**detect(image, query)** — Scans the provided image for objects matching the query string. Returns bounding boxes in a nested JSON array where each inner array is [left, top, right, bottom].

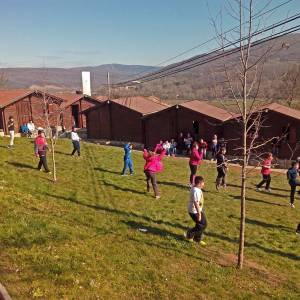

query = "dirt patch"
[[215, 251, 286, 288]]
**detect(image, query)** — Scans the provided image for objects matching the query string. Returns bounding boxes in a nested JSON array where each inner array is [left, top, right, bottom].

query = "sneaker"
[[265, 189, 271, 193], [256, 187, 262, 192], [121, 174, 126, 176], [290, 203, 295, 209], [155, 196, 161, 199], [296, 229, 300, 235], [199, 240, 207, 246], [130, 173, 134, 176], [184, 232, 194, 242]]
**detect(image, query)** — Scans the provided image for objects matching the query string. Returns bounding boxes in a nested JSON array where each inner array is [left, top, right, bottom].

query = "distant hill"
[[0, 64, 160, 91], [1, 33, 300, 101], [132, 33, 300, 102]]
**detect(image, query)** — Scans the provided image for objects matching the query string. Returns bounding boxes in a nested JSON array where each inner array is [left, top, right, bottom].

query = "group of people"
[[4, 122, 300, 244], [120, 135, 300, 244], [6, 117, 40, 149], [119, 135, 229, 245]]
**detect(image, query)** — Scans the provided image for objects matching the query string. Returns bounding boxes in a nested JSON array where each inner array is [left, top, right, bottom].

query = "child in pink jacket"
[[143, 148, 166, 199], [189, 142, 203, 185]]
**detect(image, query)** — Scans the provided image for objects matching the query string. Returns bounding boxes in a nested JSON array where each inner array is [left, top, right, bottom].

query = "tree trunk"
[[50, 138, 57, 182], [238, 122, 247, 269]]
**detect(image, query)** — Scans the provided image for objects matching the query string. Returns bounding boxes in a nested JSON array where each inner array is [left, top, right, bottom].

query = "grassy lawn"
[[0, 137, 299, 299]]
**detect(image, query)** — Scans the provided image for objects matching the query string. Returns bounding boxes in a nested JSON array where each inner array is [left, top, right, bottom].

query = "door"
[[71, 105, 80, 128]]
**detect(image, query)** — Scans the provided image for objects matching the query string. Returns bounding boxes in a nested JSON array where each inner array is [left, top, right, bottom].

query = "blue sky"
[[0, 0, 298, 68]]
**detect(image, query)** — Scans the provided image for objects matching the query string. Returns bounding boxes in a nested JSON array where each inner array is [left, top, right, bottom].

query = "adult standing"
[[189, 142, 203, 186], [211, 134, 218, 160], [184, 133, 193, 155], [27, 120, 35, 138], [71, 127, 81, 156], [7, 116, 15, 148], [177, 132, 185, 155]]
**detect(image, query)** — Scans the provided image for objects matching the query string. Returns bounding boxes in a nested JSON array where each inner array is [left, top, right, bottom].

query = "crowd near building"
[[0, 89, 299, 159]]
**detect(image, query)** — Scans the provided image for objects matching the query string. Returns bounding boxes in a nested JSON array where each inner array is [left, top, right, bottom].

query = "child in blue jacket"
[[121, 143, 134, 175]]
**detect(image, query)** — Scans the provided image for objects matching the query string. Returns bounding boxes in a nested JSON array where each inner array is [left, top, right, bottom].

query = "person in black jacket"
[[216, 147, 227, 191]]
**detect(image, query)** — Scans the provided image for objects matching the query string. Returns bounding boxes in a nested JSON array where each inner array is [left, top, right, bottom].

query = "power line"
[[113, 13, 300, 87], [114, 0, 295, 83], [126, 25, 300, 85]]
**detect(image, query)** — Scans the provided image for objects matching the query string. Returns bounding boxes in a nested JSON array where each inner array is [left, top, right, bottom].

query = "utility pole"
[[107, 72, 111, 100]]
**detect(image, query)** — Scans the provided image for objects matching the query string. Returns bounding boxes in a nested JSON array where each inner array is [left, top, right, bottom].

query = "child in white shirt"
[[186, 176, 207, 244], [71, 127, 81, 156]]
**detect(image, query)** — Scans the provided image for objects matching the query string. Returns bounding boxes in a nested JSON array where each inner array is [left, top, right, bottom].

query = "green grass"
[[0, 138, 299, 299]]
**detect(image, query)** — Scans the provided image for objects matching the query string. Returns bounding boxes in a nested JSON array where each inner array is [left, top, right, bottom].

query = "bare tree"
[[209, 0, 292, 269], [36, 91, 64, 182], [279, 65, 300, 107]]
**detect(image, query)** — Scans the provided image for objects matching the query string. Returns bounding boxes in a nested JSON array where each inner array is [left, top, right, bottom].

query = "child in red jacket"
[[256, 153, 273, 192], [34, 130, 51, 173], [143, 148, 166, 199], [189, 142, 203, 185]]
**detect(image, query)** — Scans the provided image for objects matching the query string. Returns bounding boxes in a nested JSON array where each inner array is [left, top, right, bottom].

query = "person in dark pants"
[[143, 148, 166, 199], [121, 142, 134, 175], [211, 134, 218, 161], [216, 147, 227, 191], [287, 161, 300, 208], [34, 130, 50, 173], [189, 142, 202, 186], [186, 176, 207, 245], [256, 153, 273, 192], [71, 127, 81, 156], [177, 132, 185, 155]]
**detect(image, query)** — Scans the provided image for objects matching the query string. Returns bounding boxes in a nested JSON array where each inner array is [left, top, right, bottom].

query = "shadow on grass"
[[230, 195, 286, 207], [55, 150, 71, 156], [227, 183, 289, 193], [99, 180, 146, 195], [94, 167, 120, 175], [46, 192, 300, 261], [7, 161, 36, 170], [206, 231, 300, 261], [122, 220, 186, 241], [228, 215, 292, 232], [157, 180, 189, 190], [45, 192, 187, 231]]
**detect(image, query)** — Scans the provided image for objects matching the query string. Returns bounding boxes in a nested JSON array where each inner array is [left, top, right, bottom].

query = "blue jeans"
[[72, 141, 80, 156], [122, 159, 133, 175]]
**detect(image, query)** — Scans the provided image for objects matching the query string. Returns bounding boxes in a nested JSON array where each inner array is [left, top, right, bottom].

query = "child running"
[[287, 161, 300, 208], [256, 153, 273, 192], [71, 127, 81, 156], [121, 142, 134, 176], [143, 148, 166, 199], [186, 176, 207, 245], [189, 142, 203, 186], [34, 130, 51, 173], [216, 147, 227, 191]]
